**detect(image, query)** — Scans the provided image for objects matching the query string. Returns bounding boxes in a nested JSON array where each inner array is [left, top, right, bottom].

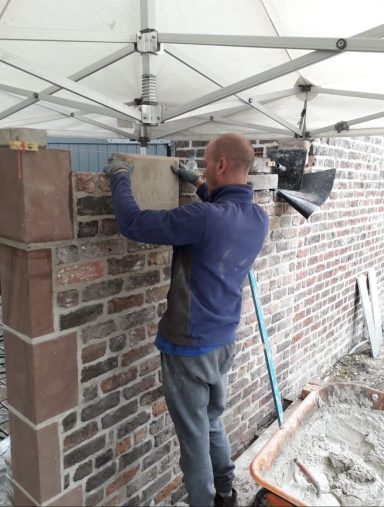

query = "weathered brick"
[[140, 386, 163, 406], [128, 326, 146, 346], [155, 475, 183, 504], [142, 442, 171, 470], [56, 245, 80, 265], [57, 289, 79, 309], [139, 355, 161, 376], [107, 254, 145, 275], [154, 426, 174, 447], [76, 173, 96, 193], [64, 421, 98, 451], [119, 440, 152, 471], [126, 240, 157, 253], [77, 196, 114, 216], [85, 489, 104, 507], [82, 385, 98, 403], [60, 303, 104, 330], [62, 412, 77, 432], [101, 400, 138, 429], [117, 411, 151, 439], [81, 357, 118, 382], [81, 392, 120, 422], [121, 343, 154, 367], [142, 471, 173, 503], [95, 448, 113, 468], [82, 319, 117, 343], [106, 465, 140, 496], [78, 221, 98, 238], [152, 398, 167, 417], [73, 460, 93, 481], [57, 260, 104, 285], [134, 426, 148, 445], [119, 307, 156, 330], [146, 284, 169, 303], [108, 294, 144, 314], [98, 173, 111, 192], [115, 436, 131, 456], [148, 250, 172, 266], [82, 278, 123, 302], [123, 375, 156, 401], [125, 270, 161, 291], [80, 239, 126, 259], [86, 463, 117, 492], [82, 342, 107, 364], [101, 218, 118, 236], [100, 368, 138, 393], [109, 333, 127, 352], [64, 435, 106, 468]]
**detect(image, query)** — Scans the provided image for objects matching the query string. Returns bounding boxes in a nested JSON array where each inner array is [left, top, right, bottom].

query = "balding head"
[[209, 133, 255, 174]]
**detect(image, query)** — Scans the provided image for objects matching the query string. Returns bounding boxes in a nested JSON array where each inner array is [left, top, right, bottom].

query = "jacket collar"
[[209, 184, 253, 203]]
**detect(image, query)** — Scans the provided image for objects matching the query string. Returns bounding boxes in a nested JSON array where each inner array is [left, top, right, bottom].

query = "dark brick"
[[107, 254, 145, 275], [101, 400, 138, 429], [109, 333, 127, 352], [158, 301, 167, 318], [56, 245, 79, 265], [142, 442, 171, 470], [119, 441, 152, 471], [142, 471, 173, 503], [82, 279, 123, 302], [149, 416, 165, 436], [119, 307, 156, 330], [62, 412, 77, 432], [125, 270, 161, 291], [86, 463, 117, 492], [95, 449, 113, 468], [81, 357, 118, 382], [82, 319, 117, 343], [78, 221, 98, 238], [82, 385, 98, 403], [121, 343, 154, 367], [82, 342, 107, 364], [60, 304, 103, 330], [175, 141, 190, 148], [80, 239, 126, 259], [108, 294, 144, 314], [73, 460, 92, 481], [100, 368, 138, 393], [123, 375, 156, 401], [154, 426, 174, 447], [57, 289, 79, 309], [101, 218, 118, 236], [117, 411, 151, 439], [64, 435, 106, 468], [140, 386, 163, 406], [81, 392, 120, 422], [77, 196, 113, 216], [192, 140, 209, 147], [64, 474, 70, 489], [64, 421, 98, 451]]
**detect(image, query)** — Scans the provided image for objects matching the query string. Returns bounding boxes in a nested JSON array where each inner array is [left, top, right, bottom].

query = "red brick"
[[106, 465, 140, 495], [122, 343, 154, 367], [146, 284, 169, 303], [155, 475, 182, 504], [76, 173, 96, 193], [115, 436, 131, 456], [108, 294, 144, 314], [153, 399, 167, 417], [57, 260, 104, 285], [82, 342, 107, 364]]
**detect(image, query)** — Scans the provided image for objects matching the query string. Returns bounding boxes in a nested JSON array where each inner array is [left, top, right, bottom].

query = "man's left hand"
[[103, 159, 135, 177]]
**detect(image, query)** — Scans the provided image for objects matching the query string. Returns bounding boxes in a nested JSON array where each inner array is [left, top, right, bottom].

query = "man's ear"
[[217, 157, 227, 174]]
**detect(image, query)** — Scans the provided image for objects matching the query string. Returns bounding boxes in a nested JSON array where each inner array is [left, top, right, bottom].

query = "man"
[[104, 133, 268, 507]]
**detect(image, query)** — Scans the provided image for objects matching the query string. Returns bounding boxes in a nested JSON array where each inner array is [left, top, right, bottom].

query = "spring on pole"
[[142, 74, 157, 104]]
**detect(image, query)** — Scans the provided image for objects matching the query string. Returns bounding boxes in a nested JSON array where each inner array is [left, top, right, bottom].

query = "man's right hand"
[[171, 161, 200, 186]]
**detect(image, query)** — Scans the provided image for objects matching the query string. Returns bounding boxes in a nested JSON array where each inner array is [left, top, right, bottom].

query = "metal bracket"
[[141, 103, 163, 125], [136, 29, 159, 54]]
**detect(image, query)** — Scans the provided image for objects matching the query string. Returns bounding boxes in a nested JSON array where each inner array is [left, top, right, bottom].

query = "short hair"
[[210, 133, 255, 173]]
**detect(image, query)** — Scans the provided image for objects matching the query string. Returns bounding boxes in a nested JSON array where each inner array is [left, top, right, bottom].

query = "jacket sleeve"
[[196, 182, 210, 202], [110, 172, 206, 246]]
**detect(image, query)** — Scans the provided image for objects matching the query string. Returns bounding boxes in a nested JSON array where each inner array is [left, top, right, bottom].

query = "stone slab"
[[113, 153, 179, 210], [248, 174, 278, 190], [0, 246, 53, 337], [5, 331, 78, 424], [10, 413, 61, 504], [0, 147, 73, 243], [0, 128, 47, 148]]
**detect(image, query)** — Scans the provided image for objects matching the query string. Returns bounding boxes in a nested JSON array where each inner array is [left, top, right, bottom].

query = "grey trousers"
[[161, 343, 236, 507]]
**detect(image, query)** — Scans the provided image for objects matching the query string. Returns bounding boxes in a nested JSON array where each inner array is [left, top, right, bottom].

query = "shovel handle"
[[294, 458, 321, 496]]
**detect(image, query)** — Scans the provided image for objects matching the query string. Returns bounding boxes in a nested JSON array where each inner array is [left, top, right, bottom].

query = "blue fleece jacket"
[[110, 172, 268, 351]]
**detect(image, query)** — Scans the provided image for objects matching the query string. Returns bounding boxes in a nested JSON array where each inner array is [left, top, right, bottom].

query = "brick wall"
[[2, 136, 384, 506]]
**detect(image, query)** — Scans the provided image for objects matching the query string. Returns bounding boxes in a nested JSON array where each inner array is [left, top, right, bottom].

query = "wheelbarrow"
[[249, 382, 384, 506]]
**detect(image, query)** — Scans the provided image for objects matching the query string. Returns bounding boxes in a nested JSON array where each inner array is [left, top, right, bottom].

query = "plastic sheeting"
[[0, 0, 383, 141]]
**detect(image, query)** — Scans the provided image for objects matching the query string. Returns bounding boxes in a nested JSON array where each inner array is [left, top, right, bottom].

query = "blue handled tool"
[[248, 270, 284, 427]]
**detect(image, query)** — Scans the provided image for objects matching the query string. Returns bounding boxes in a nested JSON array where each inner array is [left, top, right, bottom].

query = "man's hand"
[[171, 161, 200, 185], [104, 158, 135, 177]]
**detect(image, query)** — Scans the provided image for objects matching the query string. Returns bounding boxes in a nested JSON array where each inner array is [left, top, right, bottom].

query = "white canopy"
[[0, 0, 383, 142]]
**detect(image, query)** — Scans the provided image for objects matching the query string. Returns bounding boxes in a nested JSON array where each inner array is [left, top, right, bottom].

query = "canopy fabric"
[[0, 0, 383, 141]]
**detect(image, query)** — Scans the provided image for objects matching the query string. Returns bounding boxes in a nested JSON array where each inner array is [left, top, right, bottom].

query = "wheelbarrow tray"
[[250, 382, 384, 506]]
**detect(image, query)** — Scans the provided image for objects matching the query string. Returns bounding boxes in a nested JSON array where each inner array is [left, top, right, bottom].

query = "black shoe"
[[214, 489, 238, 507]]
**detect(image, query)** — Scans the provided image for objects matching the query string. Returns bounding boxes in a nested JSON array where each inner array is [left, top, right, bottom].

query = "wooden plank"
[[368, 268, 383, 354], [358, 274, 379, 358]]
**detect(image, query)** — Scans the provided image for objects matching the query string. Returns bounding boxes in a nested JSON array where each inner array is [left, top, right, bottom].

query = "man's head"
[[203, 133, 255, 192]]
